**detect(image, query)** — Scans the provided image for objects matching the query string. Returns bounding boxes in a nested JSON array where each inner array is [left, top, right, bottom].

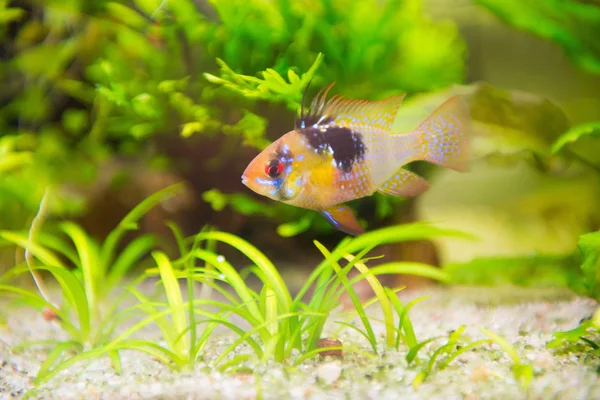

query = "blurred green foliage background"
[[1, 0, 600, 298]]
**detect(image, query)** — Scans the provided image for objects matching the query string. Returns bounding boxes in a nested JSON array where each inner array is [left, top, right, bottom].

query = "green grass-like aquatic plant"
[[2, 187, 478, 385], [0, 183, 183, 381], [404, 326, 530, 390], [408, 326, 492, 388], [480, 328, 533, 390], [135, 222, 470, 370]]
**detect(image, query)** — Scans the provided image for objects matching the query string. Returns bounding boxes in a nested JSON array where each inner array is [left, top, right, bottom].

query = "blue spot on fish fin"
[[377, 169, 429, 198], [319, 205, 364, 236]]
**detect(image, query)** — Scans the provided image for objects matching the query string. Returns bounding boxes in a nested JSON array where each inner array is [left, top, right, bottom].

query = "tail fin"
[[410, 96, 470, 172]]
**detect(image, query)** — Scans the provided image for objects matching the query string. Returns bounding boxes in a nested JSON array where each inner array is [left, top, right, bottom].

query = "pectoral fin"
[[378, 169, 429, 197], [320, 205, 365, 236]]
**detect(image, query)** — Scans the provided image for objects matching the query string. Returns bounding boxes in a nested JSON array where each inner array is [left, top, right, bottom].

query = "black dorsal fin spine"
[[295, 81, 337, 129]]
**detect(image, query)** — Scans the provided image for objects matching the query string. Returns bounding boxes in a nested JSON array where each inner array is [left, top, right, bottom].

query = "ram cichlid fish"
[[241, 83, 471, 235]]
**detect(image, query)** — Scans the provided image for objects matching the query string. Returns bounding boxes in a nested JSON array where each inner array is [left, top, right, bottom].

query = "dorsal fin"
[[324, 94, 406, 130], [295, 82, 405, 131], [296, 82, 337, 129]]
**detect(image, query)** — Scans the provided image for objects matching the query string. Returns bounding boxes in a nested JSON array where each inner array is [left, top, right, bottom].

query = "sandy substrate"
[[1, 285, 598, 399]]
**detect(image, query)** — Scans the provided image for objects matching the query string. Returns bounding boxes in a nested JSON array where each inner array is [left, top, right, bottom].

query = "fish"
[[241, 82, 470, 236]]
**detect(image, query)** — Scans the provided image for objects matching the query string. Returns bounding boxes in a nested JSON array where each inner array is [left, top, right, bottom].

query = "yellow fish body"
[[242, 83, 470, 235]]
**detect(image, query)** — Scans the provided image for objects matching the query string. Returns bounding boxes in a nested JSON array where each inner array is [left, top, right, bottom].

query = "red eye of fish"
[[265, 159, 284, 178]]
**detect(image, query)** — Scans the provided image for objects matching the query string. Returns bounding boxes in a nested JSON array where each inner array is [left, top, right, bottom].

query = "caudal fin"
[[411, 96, 470, 172]]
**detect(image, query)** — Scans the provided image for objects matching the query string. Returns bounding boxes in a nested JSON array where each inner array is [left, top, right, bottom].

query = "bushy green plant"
[[0, 0, 467, 236], [206, 0, 466, 94]]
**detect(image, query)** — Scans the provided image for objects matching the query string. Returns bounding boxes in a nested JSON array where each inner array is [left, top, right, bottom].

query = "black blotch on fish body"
[[300, 125, 366, 173]]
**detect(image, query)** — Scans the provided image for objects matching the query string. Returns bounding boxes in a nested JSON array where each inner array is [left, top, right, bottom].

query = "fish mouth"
[[241, 175, 248, 186]]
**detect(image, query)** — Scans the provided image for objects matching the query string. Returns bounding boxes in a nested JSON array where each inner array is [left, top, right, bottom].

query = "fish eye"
[[265, 159, 284, 178]]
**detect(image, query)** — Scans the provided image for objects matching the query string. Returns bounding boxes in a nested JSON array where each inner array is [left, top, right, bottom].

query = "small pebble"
[[470, 363, 491, 382], [316, 361, 342, 385], [42, 306, 60, 322], [533, 350, 555, 370]]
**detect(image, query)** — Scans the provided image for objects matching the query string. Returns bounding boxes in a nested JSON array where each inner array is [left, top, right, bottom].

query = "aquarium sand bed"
[[1, 286, 598, 399]]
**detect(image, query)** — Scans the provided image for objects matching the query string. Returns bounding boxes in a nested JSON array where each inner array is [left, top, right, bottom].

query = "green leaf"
[[480, 327, 532, 390], [552, 122, 600, 154], [0, 231, 65, 268], [313, 242, 377, 352], [14, 36, 80, 81], [131, 93, 160, 119], [101, 183, 182, 271], [276, 214, 313, 237], [347, 256, 395, 348], [392, 293, 425, 350], [104, 234, 155, 294], [222, 110, 269, 149], [202, 189, 275, 217], [35, 341, 83, 383], [343, 223, 473, 256], [578, 230, 600, 301], [40, 265, 91, 342], [480, 328, 522, 365], [406, 336, 444, 364], [132, 0, 163, 15], [551, 121, 600, 169], [0, 284, 79, 339], [62, 109, 89, 135], [477, 0, 600, 74], [548, 318, 598, 348], [437, 339, 493, 370], [195, 232, 291, 312], [203, 53, 324, 110], [152, 251, 189, 356], [0, 152, 33, 173], [512, 363, 534, 389], [105, 2, 148, 30], [0, 7, 26, 23], [191, 250, 263, 324], [365, 262, 451, 283], [60, 222, 100, 319], [181, 122, 204, 138]]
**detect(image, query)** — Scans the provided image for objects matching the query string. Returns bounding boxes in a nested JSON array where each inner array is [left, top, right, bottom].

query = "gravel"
[[1, 285, 598, 400]]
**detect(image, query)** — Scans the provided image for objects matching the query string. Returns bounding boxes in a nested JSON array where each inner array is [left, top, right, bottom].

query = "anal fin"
[[378, 169, 430, 197], [320, 205, 365, 236]]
